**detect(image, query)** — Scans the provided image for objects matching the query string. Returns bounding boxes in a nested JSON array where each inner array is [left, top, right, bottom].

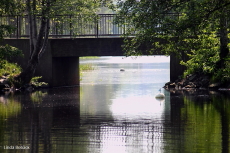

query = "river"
[[0, 56, 229, 153]]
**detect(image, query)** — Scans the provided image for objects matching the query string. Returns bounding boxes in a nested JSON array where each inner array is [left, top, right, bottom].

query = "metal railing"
[[0, 14, 126, 38]]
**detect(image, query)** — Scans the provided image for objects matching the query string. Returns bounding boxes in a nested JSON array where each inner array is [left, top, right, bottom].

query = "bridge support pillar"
[[52, 57, 80, 87], [170, 53, 188, 81]]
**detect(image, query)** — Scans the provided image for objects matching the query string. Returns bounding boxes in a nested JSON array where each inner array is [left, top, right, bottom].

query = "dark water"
[[0, 56, 229, 153]]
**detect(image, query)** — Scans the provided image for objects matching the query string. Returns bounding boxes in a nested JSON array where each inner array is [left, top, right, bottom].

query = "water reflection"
[[111, 96, 165, 120], [0, 87, 80, 153], [0, 96, 21, 118], [167, 90, 230, 153], [0, 56, 229, 153]]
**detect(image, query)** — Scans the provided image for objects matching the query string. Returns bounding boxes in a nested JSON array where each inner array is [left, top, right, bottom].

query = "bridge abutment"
[[170, 53, 187, 81], [52, 57, 80, 87]]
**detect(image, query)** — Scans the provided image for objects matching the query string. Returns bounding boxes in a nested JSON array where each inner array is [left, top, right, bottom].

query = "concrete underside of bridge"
[[2, 38, 186, 87]]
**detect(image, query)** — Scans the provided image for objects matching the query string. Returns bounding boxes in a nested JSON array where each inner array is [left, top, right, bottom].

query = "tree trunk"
[[217, 10, 229, 69], [15, 0, 50, 87]]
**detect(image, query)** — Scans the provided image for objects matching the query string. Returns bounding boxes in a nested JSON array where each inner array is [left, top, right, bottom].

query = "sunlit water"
[[0, 56, 229, 153]]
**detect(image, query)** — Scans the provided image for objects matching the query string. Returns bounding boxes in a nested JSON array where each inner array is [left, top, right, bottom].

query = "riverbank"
[[0, 62, 96, 93], [0, 75, 45, 93], [164, 73, 230, 91]]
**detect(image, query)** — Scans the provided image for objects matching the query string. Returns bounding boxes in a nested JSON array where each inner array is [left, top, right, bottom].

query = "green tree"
[[11, 0, 106, 86], [0, 0, 23, 40], [114, 0, 230, 82], [0, 0, 23, 78]]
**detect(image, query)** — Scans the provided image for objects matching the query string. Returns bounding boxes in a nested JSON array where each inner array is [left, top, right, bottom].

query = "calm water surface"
[[0, 56, 229, 153]]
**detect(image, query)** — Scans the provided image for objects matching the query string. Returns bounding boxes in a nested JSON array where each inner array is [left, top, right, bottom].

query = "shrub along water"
[[0, 49, 47, 91], [180, 32, 230, 84], [0, 60, 21, 78], [0, 61, 47, 91]]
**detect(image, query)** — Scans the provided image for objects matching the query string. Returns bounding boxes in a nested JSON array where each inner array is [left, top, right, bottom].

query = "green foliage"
[[0, 0, 24, 15], [80, 63, 95, 71], [114, 0, 230, 83], [0, 60, 21, 77], [179, 31, 230, 83], [30, 91, 48, 104], [180, 32, 220, 76], [0, 25, 16, 40], [0, 0, 24, 81], [0, 44, 23, 85], [212, 57, 230, 83], [0, 0, 24, 39], [80, 56, 99, 59], [79, 63, 95, 81], [0, 0, 107, 86], [30, 76, 48, 88], [181, 95, 230, 153], [0, 44, 23, 61], [113, 0, 225, 56], [0, 98, 21, 118], [0, 60, 22, 88]]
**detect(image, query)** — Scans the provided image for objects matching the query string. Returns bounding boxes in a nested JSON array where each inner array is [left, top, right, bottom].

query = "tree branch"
[[204, 2, 230, 19], [39, 19, 50, 59]]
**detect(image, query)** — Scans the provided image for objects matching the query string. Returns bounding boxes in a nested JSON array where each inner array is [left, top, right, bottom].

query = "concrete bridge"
[[3, 38, 185, 87], [1, 14, 186, 87]]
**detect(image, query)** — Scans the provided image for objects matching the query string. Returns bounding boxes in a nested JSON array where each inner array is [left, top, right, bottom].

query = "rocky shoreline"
[[0, 75, 36, 93], [1, 73, 230, 94], [164, 73, 230, 91], [0, 75, 11, 92]]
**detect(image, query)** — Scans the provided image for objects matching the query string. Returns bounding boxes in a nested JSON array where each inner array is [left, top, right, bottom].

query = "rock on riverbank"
[[164, 73, 230, 90], [0, 75, 35, 93], [0, 75, 11, 91]]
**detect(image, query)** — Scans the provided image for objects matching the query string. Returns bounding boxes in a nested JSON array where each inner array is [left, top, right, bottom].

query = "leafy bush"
[[0, 44, 23, 78], [0, 60, 21, 77], [0, 44, 24, 87], [30, 76, 48, 88], [180, 32, 230, 83], [0, 44, 23, 61], [212, 57, 230, 83]]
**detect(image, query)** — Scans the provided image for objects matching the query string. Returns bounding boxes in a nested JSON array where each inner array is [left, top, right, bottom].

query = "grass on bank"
[[80, 56, 99, 60], [80, 64, 95, 81], [79, 56, 98, 71], [80, 64, 95, 71], [79, 57, 98, 80]]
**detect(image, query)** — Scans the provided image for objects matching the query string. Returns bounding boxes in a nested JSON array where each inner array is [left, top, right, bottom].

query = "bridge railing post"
[[70, 15, 73, 38], [16, 16, 19, 39], [96, 15, 99, 38]]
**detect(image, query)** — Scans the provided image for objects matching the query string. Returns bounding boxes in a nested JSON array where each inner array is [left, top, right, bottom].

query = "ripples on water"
[[0, 56, 229, 153]]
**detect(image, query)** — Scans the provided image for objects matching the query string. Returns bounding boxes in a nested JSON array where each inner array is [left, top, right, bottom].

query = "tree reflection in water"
[[168, 90, 230, 153]]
